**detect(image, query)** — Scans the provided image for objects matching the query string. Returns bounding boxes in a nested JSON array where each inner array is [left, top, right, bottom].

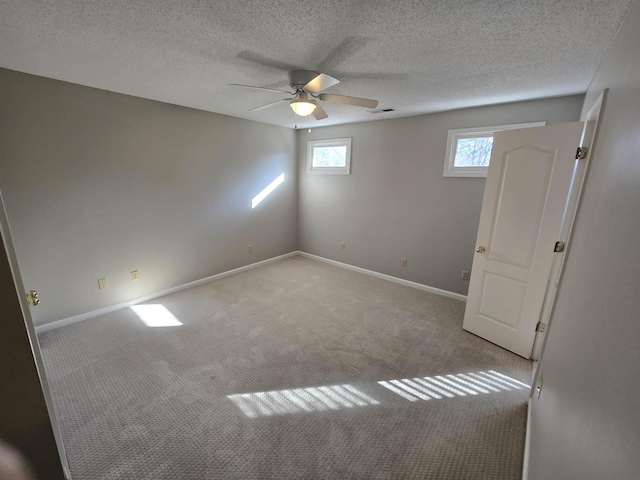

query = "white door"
[[462, 122, 583, 358]]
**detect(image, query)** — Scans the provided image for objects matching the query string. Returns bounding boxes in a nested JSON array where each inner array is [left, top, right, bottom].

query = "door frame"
[[0, 190, 71, 478], [530, 90, 608, 363]]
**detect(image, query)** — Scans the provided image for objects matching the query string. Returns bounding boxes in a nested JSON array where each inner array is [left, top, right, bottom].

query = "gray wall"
[[297, 96, 584, 295], [527, 2, 640, 479], [0, 69, 297, 326]]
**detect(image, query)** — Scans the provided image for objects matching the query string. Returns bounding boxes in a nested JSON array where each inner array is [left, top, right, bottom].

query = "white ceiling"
[[0, 0, 633, 129]]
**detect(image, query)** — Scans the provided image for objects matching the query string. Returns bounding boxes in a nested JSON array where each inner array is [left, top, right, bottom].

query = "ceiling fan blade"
[[249, 99, 290, 111], [319, 94, 378, 109], [311, 102, 328, 120], [229, 84, 292, 94], [334, 72, 409, 81], [304, 73, 340, 94]]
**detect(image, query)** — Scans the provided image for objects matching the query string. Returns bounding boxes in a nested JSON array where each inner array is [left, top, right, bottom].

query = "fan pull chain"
[[292, 111, 312, 131]]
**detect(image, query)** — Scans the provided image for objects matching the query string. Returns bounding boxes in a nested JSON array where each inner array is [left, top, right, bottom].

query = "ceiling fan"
[[229, 70, 379, 120]]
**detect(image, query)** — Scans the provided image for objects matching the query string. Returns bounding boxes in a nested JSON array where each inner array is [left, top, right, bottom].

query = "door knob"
[[476, 246, 486, 253]]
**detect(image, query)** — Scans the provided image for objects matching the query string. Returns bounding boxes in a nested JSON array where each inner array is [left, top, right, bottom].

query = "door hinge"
[[26, 290, 40, 306], [536, 370, 544, 399], [576, 146, 589, 160], [536, 322, 547, 333], [554, 241, 566, 253]]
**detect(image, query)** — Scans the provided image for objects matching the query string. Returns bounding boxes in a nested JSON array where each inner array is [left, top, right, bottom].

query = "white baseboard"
[[296, 251, 467, 302], [36, 250, 466, 334], [35, 251, 298, 334], [522, 397, 532, 480]]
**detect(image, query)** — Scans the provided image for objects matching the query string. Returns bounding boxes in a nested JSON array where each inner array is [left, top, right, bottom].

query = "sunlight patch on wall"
[[228, 383, 379, 418], [130, 304, 183, 327], [252, 173, 285, 208], [378, 370, 528, 402]]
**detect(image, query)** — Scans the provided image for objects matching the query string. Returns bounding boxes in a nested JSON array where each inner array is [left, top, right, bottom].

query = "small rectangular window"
[[443, 122, 545, 177], [307, 138, 352, 175]]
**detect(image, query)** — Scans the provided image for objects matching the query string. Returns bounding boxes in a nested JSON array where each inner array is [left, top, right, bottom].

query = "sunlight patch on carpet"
[[130, 304, 183, 327], [228, 384, 380, 418], [379, 370, 528, 402]]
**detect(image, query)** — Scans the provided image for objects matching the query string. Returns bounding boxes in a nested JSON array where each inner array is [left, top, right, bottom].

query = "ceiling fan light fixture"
[[290, 98, 317, 116], [290, 92, 317, 116]]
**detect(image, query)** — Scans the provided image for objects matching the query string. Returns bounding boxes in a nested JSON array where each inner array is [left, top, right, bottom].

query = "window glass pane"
[[312, 146, 347, 168], [454, 137, 494, 167]]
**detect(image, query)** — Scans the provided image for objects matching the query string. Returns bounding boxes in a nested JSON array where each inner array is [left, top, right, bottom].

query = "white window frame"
[[307, 138, 352, 175], [443, 122, 546, 177]]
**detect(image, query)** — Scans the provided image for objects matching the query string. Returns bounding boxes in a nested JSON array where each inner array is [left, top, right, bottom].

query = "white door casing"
[[463, 122, 583, 358], [530, 90, 608, 361]]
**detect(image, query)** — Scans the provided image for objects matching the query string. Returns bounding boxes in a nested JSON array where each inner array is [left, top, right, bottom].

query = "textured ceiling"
[[0, 0, 633, 129]]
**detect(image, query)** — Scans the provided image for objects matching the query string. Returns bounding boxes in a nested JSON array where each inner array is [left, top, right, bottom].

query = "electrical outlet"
[[248, 244, 253, 253], [98, 278, 108, 290], [461, 270, 470, 281], [131, 270, 139, 281], [340, 242, 346, 250], [401, 258, 407, 267]]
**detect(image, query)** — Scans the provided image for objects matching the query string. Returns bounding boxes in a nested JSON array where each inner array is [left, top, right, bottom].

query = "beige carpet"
[[39, 255, 531, 479]]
